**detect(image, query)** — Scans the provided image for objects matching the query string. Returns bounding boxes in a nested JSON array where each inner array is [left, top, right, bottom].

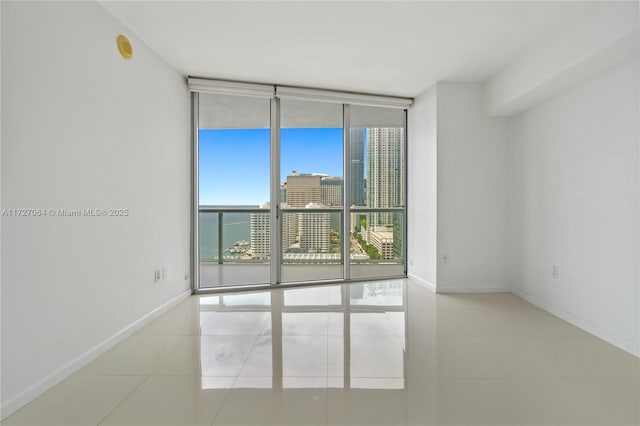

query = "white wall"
[[436, 83, 510, 292], [407, 86, 437, 289], [508, 59, 639, 356], [486, 1, 639, 116], [1, 1, 191, 417]]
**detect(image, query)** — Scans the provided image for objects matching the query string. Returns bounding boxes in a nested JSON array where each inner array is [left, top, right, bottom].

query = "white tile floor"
[[2, 279, 639, 425]]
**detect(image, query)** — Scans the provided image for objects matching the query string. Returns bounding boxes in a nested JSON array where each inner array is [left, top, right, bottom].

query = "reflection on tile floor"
[[3, 279, 639, 425]]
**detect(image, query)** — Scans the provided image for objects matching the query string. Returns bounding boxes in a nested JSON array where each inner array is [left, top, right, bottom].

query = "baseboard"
[[0, 289, 192, 421], [436, 285, 509, 294], [404, 275, 509, 294], [510, 287, 640, 358], [407, 273, 436, 292]]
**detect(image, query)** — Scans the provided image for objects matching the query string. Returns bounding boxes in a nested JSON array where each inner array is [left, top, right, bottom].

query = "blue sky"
[[199, 128, 343, 205]]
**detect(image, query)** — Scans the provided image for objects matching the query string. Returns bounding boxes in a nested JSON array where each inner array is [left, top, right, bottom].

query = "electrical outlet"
[[154, 270, 161, 283], [441, 255, 449, 265], [184, 273, 190, 281], [552, 265, 559, 279]]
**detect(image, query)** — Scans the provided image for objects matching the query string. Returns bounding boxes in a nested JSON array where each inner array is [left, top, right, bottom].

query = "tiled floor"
[[198, 264, 404, 288], [2, 279, 639, 425]]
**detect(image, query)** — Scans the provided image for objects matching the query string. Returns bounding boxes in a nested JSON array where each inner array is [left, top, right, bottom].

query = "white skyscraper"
[[281, 202, 297, 250], [250, 202, 270, 259], [299, 202, 330, 252], [366, 127, 405, 226]]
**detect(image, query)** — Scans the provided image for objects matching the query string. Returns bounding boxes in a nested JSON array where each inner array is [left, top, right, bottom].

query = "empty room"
[[1, 1, 638, 425]]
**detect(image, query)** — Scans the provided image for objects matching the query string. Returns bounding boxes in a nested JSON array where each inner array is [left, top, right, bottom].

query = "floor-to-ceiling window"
[[280, 100, 344, 283], [193, 80, 410, 290], [197, 92, 272, 288], [349, 106, 406, 279]]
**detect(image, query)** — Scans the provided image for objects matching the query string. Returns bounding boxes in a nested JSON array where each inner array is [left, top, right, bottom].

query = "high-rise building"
[[299, 202, 330, 252], [283, 173, 323, 252], [320, 176, 343, 206], [285, 172, 321, 208], [320, 176, 343, 230], [281, 202, 297, 249], [350, 128, 366, 206], [250, 202, 270, 259], [366, 127, 405, 226]]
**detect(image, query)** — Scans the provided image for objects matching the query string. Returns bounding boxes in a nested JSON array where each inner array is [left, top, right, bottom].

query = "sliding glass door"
[[194, 89, 407, 290], [197, 93, 272, 288], [349, 106, 406, 279], [280, 100, 344, 283]]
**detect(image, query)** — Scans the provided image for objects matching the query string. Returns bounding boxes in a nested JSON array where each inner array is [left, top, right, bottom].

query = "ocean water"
[[199, 212, 252, 260]]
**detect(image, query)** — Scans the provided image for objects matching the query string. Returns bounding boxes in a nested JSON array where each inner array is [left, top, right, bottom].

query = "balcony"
[[198, 206, 405, 288]]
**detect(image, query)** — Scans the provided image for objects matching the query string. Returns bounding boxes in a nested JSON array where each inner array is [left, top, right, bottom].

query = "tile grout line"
[[95, 375, 152, 426], [147, 334, 191, 376], [96, 306, 194, 425], [208, 380, 234, 426], [210, 317, 270, 425]]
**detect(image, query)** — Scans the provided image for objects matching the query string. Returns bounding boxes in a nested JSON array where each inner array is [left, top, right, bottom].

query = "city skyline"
[[200, 125, 405, 262], [199, 127, 344, 205]]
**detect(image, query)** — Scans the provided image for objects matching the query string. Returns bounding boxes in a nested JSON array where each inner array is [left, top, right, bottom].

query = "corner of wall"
[[407, 84, 437, 290], [435, 82, 509, 293]]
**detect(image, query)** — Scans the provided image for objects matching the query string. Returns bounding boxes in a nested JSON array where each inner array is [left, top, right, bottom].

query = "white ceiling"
[[100, 1, 594, 98]]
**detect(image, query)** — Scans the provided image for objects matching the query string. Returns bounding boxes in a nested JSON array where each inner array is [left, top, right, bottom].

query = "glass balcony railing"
[[198, 206, 404, 265], [198, 206, 405, 287], [349, 207, 404, 265], [198, 207, 270, 264], [280, 208, 343, 264]]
